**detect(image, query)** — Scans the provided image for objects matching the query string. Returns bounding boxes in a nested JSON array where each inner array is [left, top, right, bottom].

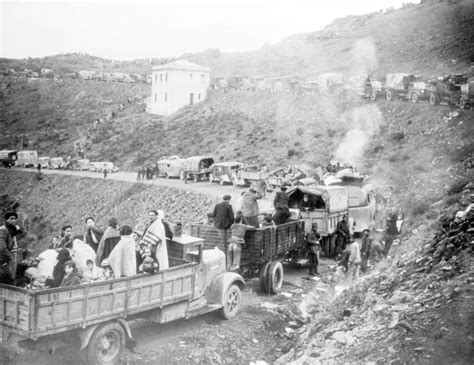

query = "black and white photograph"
[[0, 0, 473, 364]]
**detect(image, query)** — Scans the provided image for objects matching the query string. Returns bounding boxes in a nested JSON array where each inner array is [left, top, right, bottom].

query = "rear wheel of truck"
[[410, 92, 418, 103], [259, 261, 271, 292], [220, 284, 242, 319], [164, 172, 169, 179], [86, 322, 125, 365], [370, 91, 377, 101], [385, 90, 394, 101], [429, 93, 439, 106], [267, 261, 283, 294], [459, 98, 467, 109]]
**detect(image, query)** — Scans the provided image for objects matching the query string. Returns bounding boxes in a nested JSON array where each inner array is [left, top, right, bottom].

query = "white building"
[[147, 60, 210, 116]]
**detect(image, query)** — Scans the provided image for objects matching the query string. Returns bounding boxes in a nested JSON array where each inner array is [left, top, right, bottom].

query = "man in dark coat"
[[384, 208, 399, 255], [306, 224, 321, 276], [335, 215, 351, 259], [360, 229, 372, 273], [0, 212, 21, 285], [272, 185, 290, 225], [83, 217, 104, 253], [213, 195, 234, 247], [95, 217, 121, 266]]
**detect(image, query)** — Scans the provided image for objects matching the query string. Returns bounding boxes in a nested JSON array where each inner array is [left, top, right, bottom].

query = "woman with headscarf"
[[140, 211, 169, 271], [45, 248, 71, 288], [95, 217, 121, 266], [107, 225, 137, 277]]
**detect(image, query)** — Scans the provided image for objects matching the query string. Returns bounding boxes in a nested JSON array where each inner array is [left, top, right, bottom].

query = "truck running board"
[[186, 304, 222, 319]]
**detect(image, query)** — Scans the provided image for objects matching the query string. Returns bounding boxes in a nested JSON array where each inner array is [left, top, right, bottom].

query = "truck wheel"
[[370, 91, 377, 101], [220, 284, 242, 319], [410, 92, 418, 103], [267, 261, 283, 294], [385, 90, 394, 101], [329, 235, 337, 257], [86, 322, 125, 365], [259, 262, 271, 293], [459, 98, 467, 109], [429, 93, 439, 106], [164, 172, 169, 179]]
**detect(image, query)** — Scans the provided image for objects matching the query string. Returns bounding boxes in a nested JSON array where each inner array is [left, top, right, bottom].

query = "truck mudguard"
[[206, 272, 245, 305], [78, 318, 132, 350]]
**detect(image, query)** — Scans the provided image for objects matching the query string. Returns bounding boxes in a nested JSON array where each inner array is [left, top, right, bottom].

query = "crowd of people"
[[0, 209, 175, 289]]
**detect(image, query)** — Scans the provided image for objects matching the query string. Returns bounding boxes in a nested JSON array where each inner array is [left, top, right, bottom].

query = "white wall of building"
[[147, 63, 210, 116]]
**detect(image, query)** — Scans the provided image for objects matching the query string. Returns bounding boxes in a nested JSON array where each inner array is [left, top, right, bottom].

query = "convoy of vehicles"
[[0, 236, 245, 364]]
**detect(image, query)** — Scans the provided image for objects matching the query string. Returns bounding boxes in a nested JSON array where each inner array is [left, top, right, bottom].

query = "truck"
[[208, 161, 243, 185], [286, 185, 349, 258], [179, 156, 214, 183], [37, 157, 50, 169], [191, 221, 305, 294], [384, 73, 427, 103], [16, 150, 38, 168], [232, 165, 268, 187], [49, 157, 64, 169], [344, 185, 376, 234], [0, 235, 244, 364], [426, 74, 471, 109], [0, 150, 18, 168], [157, 155, 184, 179], [342, 75, 383, 101]]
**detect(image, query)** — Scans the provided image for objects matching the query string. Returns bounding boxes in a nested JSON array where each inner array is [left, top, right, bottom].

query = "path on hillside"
[[22, 167, 276, 211]]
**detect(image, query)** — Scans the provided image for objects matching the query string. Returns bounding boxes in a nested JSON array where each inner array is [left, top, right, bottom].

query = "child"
[[82, 259, 105, 283], [60, 261, 82, 287]]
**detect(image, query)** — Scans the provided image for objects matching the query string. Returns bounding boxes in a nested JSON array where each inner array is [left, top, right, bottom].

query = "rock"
[[342, 309, 352, 317], [333, 331, 347, 344]]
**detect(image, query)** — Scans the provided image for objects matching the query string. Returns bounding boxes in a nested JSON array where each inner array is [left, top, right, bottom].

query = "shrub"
[[373, 144, 384, 153], [287, 149, 296, 157]]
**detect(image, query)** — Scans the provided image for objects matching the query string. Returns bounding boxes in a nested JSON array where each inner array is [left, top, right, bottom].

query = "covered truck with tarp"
[[180, 156, 214, 183], [344, 185, 376, 233], [287, 185, 349, 257], [384, 73, 427, 103]]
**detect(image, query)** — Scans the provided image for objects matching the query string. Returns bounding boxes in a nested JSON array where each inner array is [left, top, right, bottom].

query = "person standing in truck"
[[241, 187, 263, 228], [213, 195, 234, 247], [0, 212, 22, 285], [272, 185, 290, 225]]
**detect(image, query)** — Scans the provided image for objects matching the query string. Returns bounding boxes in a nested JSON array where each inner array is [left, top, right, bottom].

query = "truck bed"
[[191, 221, 305, 265], [0, 258, 195, 340]]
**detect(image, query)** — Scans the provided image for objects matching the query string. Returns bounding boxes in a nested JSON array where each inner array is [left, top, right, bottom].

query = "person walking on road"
[[241, 187, 263, 228]]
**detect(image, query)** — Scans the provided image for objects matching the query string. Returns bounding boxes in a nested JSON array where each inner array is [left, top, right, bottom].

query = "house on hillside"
[[147, 59, 210, 116]]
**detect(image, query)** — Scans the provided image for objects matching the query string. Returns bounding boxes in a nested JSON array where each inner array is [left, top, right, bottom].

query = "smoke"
[[351, 37, 378, 79], [334, 104, 383, 167]]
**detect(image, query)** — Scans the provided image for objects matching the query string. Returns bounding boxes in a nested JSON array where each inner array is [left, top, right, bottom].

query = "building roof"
[[152, 59, 210, 73]]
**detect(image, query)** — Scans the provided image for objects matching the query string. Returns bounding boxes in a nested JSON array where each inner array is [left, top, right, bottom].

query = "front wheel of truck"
[[220, 284, 242, 319], [86, 322, 125, 365]]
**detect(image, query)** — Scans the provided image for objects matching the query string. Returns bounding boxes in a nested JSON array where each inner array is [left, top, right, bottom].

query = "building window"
[[160, 74, 163, 82], [164, 93, 167, 102], [190, 73, 193, 80], [165, 73, 168, 82], [154, 93, 157, 102]]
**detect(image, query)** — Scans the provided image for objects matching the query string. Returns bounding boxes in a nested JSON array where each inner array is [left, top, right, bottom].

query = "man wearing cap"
[[213, 195, 234, 250], [241, 187, 263, 228], [272, 185, 290, 225], [0, 212, 22, 284]]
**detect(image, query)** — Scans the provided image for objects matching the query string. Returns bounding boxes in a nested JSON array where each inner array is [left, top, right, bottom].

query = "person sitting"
[[45, 248, 71, 288], [82, 259, 105, 283], [298, 194, 315, 213], [60, 260, 82, 287], [261, 215, 274, 228], [139, 256, 158, 274], [227, 216, 257, 271], [107, 225, 137, 277]]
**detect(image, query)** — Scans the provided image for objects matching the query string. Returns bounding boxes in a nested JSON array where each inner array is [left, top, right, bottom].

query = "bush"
[[327, 129, 337, 138], [446, 179, 470, 195], [373, 144, 384, 153], [411, 201, 430, 217], [287, 149, 296, 157]]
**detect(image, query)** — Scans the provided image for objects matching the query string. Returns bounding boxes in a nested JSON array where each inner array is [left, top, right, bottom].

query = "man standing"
[[241, 187, 263, 228], [272, 185, 290, 225], [360, 229, 372, 273], [83, 217, 104, 253], [346, 238, 361, 284], [213, 195, 234, 248], [306, 224, 321, 276], [227, 215, 256, 270], [0, 212, 22, 285], [384, 207, 398, 255], [335, 215, 351, 260]]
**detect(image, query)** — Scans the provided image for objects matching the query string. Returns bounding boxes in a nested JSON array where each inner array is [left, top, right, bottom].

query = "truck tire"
[[164, 172, 169, 179], [86, 322, 125, 365], [459, 98, 467, 109], [410, 92, 418, 103], [329, 234, 337, 257], [220, 284, 242, 319], [370, 91, 377, 101], [385, 90, 394, 101], [429, 93, 439, 106], [259, 262, 271, 293], [267, 261, 284, 294]]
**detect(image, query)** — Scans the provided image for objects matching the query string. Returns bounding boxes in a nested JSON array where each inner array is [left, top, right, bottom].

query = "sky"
[[1, 0, 420, 60]]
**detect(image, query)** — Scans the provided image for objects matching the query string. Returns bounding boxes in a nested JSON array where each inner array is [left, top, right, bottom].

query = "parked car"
[[208, 161, 243, 185]]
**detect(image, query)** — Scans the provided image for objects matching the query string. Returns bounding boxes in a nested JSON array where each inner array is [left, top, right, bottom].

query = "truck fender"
[[206, 272, 245, 305], [78, 318, 132, 350]]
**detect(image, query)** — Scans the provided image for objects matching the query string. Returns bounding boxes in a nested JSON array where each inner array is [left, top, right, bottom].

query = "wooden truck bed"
[[191, 221, 305, 265], [0, 258, 195, 340]]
